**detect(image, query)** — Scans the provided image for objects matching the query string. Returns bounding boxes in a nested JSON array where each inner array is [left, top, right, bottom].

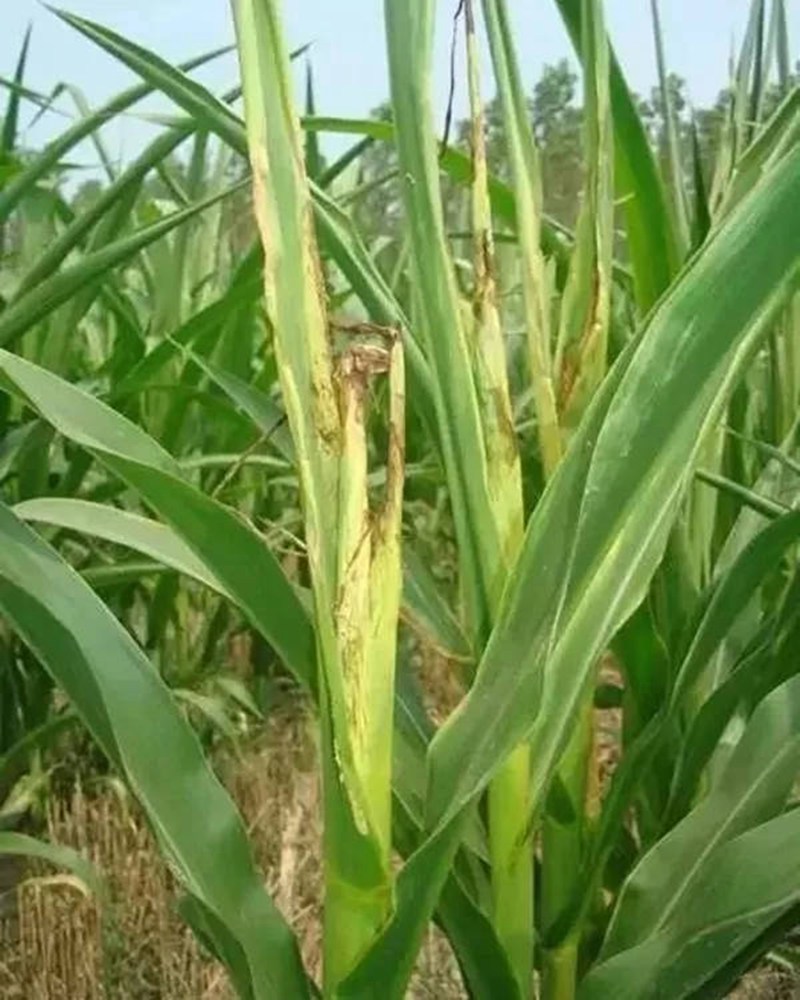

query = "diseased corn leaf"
[[177, 346, 470, 678], [578, 808, 800, 1000], [233, 1, 409, 986], [427, 142, 800, 834], [55, 8, 441, 463], [304, 115, 575, 273], [6, 406, 487, 937], [482, 0, 562, 478], [0, 502, 310, 1000], [554, 0, 679, 311], [555, 0, 615, 430], [345, 342, 632, 1000], [385, 0, 501, 642], [464, 0, 524, 571]]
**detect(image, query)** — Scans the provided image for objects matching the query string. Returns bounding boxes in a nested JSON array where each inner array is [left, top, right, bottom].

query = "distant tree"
[[531, 60, 584, 227]]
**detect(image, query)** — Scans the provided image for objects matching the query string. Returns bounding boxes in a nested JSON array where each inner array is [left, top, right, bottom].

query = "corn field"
[[0, 0, 799, 998]]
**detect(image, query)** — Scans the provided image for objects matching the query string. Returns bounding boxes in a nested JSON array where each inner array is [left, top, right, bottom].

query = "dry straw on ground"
[[0, 681, 796, 998], [0, 695, 463, 999]]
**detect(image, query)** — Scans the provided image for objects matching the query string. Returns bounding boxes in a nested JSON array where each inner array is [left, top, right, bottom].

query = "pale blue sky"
[[1, 2, 796, 169]]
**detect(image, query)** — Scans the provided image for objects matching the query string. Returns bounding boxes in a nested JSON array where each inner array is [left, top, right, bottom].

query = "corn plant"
[[0, 0, 799, 998]]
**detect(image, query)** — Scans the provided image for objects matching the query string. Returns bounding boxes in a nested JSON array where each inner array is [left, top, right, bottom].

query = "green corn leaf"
[[52, 8, 244, 147], [602, 673, 800, 959], [110, 246, 264, 400], [427, 141, 800, 835], [772, 0, 791, 94], [689, 117, 711, 249], [339, 817, 470, 1000], [716, 420, 800, 572], [303, 62, 322, 180], [0, 182, 245, 350], [9, 435, 457, 848], [664, 639, 772, 828], [0, 501, 310, 1000], [0, 43, 232, 224], [13, 125, 191, 296], [716, 84, 800, 221], [1, 26, 32, 158], [0, 830, 103, 899], [579, 808, 800, 1000], [686, 901, 800, 1000], [13, 498, 229, 597], [672, 510, 800, 710], [0, 350, 317, 694], [650, 0, 690, 254], [402, 549, 473, 664]]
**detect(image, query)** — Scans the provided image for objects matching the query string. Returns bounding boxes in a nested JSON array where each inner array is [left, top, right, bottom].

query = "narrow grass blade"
[[689, 117, 711, 248]]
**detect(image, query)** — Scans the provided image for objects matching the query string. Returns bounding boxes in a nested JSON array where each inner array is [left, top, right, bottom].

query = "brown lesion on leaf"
[[490, 385, 520, 466], [559, 266, 603, 417], [472, 228, 497, 324], [330, 319, 400, 397]]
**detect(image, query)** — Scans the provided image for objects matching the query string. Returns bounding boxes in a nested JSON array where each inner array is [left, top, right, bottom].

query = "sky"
[[0, 1, 796, 171]]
